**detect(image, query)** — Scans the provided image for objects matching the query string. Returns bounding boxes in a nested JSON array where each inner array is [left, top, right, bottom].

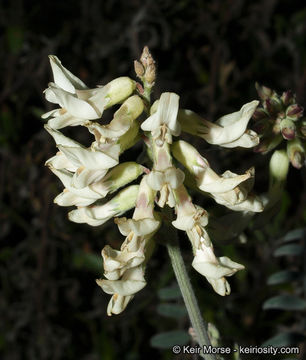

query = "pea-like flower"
[[178, 101, 259, 148], [42, 55, 136, 129], [172, 140, 263, 212], [172, 186, 244, 295], [141, 92, 181, 146]]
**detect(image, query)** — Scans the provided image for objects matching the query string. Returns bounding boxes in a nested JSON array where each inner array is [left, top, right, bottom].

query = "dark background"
[[1, 0, 306, 359]]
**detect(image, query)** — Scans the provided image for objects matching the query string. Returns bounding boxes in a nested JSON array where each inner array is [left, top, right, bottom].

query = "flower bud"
[[134, 60, 145, 78], [255, 82, 273, 100], [252, 108, 269, 121], [264, 98, 280, 116], [280, 118, 296, 140], [253, 134, 282, 154], [285, 104, 304, 121], [269, 150, 289, 183], [101, 77, 136, 108], [144, 64, 156, 84], [300, 121, 306, 138], [281, 90, 295, 107], [287, 138, 305, 169], [140, 46, 154, 67]]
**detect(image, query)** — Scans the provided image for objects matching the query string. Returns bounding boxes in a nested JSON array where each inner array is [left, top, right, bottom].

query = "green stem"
[[166, 232, 216, 360]]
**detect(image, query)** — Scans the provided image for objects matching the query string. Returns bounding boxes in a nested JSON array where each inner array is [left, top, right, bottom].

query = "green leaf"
[[267, 270, 300, 285], [73, 251, 102, 274], [273, 244, 303, 257], [150, 330, 190, 349], [157, 304, 187, 318], [158, 285, 182, 300], [263, 295, 306, 311], [261, 331, 305, 347], [6, 26, 24, 54], [280, 228, 306, 243]]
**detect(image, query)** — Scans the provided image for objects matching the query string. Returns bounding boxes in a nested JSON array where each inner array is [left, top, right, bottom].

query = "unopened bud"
[[140, 46, 154, 67], [255, 82, 273, 101], [287, 138, 305, 169], [264, 98, 281, 116], [269, 149, 289, 183], [300, 121, 306, 138], [280, 118, 296, 140], [252, 108, 269, 121], [134, 60, 145, 78], [281, 90, 295, 107], [105, 77, 136, 107], [286, 104, 304, 121], [254, 134, 283, 154], [138, 46, 156, 86], [144, 64, 156, 84]]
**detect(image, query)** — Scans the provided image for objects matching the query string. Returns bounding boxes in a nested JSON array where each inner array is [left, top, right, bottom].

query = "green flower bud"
[[269, 150, 289, 185], [255, 82, 273, 101], [280, 118, 296, 140], [285, 104, 304, 121], [281, 90, 295, 107], [254, 134, 283, 154], [105, 77, 136, 108], [287, 138, 305, 169]]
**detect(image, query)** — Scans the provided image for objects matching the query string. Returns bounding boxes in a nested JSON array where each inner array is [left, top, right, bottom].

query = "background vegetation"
[[1, 0, 305, 359]]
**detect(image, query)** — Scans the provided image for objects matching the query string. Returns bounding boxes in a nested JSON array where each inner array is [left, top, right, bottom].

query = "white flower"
[[45, 125, 119, 188], [192, 248, 245, 296], [68, 185, 139, 226], [146, 167, 185, 207], [172, 140, 263, 212], [47, 162, 145, 207], [102, 217, 159, 281], [97, 266, 146, 316], [42, 55, 136, 129], [141, 92, 180, 146], [179, 101, 259, 148], [86, 95, 143, 140], [172, 185, 245, 295]]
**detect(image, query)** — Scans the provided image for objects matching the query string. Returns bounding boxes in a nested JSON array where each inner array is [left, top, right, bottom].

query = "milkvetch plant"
[[43, 47, 263, 355]]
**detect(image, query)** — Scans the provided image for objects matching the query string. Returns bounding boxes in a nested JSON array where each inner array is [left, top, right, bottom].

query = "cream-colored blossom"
[[172, 140, 263, 212], [141, 92, 180, 146], [97, 176, 159, 315], [48, 162, 145, 207], [86, 95, 143, 141], [172, 186, 244, 296], [45, 125, 119, 188], [178, 101, 259, 148], [68, 185, 139, 226], [42, 56, 136, 129], [147, 167, 185, 207]]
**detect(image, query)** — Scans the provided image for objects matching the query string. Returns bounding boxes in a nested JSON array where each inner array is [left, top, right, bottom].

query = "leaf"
[[261, 331, 305, 347], [280, 228, 306, 243], [157, 304, 187, 319], [273, 244, 303, 257], [158, 285, 182, 300], [73, 251, 102, 274], [150, 330, 190, 349], [263, 295, 306, 311], [267, 270, 300, 285]]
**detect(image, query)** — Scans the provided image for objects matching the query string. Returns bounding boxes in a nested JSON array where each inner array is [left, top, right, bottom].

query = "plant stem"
[[166, 232, 216, 360]]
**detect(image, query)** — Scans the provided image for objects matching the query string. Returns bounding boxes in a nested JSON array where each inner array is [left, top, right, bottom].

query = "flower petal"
[[49, 55, 87, 93]]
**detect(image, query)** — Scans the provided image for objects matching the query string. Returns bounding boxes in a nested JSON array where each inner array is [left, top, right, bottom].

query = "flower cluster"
[[253, 83, 306, 169], [44, 49, 263, 315]]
